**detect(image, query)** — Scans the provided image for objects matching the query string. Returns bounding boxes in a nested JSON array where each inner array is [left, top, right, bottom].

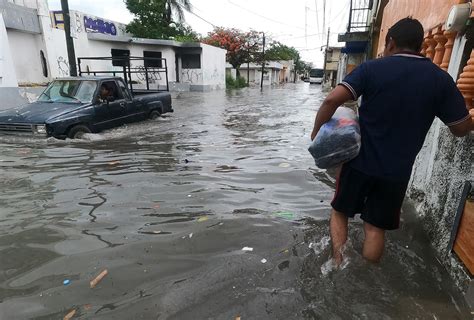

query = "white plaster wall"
[[201, 43, 226, 89], [45, 22, 178, 86], [181, 68, 203, 85], [0, 13, 18, 87], [7, 30, 48, 84]]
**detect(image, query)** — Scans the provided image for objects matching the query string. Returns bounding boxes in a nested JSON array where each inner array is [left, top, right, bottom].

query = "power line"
[[178, 3, 217, 28], [276, 32, 338, 42], [226, 0, 305, 31], [314, 0, 321, 43]]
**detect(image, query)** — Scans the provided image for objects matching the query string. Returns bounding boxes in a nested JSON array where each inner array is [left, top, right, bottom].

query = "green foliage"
[[264, 41, 312, 74], [265, 42, 300, 61], [163, 0, 192, 24], [125, 0, 198, 41], [226, 75, 248, 89]]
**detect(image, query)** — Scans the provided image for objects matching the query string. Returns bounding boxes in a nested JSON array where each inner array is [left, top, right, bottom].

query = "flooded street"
[[0, 84, 471, 319]]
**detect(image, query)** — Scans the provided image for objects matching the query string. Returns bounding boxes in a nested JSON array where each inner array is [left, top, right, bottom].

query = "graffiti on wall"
[[137, 67, 162, 84], [181, 69, 203, 84], [57, 56, 70, 76], [74, 12, 83, 34], [84, 16, 117, 36]]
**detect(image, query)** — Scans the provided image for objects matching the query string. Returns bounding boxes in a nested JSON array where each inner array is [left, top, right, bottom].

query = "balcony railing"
[[347, 0, 373, 33]]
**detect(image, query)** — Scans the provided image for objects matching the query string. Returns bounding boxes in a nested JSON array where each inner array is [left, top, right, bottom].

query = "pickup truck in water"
[[0, 76, 173, 139], [0, 57, 173, 139]]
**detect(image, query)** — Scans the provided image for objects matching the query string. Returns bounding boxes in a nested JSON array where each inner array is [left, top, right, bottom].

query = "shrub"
[[226, 75, 248, 89]]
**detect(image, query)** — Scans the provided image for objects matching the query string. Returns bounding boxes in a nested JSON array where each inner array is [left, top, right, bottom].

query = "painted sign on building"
[[50, 11, 126, 37], [83, 15, 117, 36]]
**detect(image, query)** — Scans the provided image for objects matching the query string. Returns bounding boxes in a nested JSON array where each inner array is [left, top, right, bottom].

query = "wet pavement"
[[0, 84, 471, 319]]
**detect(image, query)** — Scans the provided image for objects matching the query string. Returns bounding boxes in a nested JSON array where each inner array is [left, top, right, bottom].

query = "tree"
[[264, 41, 312, 79], [164, 0, 192, 25], [203, 28, 261, 77], [265, 41, 300, 61], [125, 0, 197, 41]]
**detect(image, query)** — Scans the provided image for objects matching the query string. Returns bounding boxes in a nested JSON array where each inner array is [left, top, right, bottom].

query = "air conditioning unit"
[[445, 3, 472, 32]]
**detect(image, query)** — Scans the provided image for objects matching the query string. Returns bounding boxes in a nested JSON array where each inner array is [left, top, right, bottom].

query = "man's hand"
[[311, 85, 354, 141], [448, 108, 474, 137]]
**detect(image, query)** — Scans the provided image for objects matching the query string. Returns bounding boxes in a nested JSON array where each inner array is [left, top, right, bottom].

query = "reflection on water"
[[0, 84, 470, 319]]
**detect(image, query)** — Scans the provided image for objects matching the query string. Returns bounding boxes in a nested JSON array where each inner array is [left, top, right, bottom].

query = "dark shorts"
[[331, 164, 409, 230]]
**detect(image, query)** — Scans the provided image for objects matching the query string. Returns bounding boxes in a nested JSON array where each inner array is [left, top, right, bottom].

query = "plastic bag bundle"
[[308, 107, 361, 169]]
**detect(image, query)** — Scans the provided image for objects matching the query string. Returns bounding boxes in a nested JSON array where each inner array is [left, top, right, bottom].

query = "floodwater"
[[0, 84, 471, 319]]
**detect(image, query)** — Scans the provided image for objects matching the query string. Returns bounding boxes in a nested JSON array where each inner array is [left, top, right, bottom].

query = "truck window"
[[100, 81, 122, 101], [117, 80, 132, 101]]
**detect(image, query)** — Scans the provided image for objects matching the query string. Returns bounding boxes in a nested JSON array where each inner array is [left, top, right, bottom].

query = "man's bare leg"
[[362, 222, 385, 263], [330, 209, 348, 265]]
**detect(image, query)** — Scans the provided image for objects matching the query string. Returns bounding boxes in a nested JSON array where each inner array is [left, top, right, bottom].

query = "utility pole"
[[61, 0, 77, 76], [260, 32, 265, 90], [247, 43, 250, 86], [323, 27, 330, 85]]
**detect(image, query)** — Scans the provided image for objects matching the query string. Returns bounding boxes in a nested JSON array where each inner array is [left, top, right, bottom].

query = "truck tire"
[[68, 125, 91, 139], [149, 110, 161, 120]]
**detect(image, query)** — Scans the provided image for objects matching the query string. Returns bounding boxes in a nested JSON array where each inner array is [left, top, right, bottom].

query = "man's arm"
[[448, 108, 474, 137], [311, 85, 355, 140]]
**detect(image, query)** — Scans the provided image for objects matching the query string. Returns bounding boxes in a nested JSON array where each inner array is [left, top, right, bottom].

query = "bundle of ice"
[[309, 107, 361, 169]]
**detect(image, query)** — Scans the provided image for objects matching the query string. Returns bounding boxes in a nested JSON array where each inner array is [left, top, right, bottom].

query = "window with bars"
[[347, 0, 374, 33]]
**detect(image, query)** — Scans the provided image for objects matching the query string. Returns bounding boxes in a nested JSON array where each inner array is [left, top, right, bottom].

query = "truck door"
[[94, 80, 128, 130], [117, 79, 142, 122]]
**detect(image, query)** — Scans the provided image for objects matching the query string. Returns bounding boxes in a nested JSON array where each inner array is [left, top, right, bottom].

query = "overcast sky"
[[48, 0, 350, 67]]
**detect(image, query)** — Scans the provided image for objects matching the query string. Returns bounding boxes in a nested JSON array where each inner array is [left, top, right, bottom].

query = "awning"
[[341, 41, 368, 54]]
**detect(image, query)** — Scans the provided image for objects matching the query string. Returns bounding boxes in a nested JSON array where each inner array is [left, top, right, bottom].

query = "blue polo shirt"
[[340, 53, 470, 181]]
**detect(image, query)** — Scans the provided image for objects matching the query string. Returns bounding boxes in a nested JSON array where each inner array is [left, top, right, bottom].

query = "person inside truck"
[[99, 84, 113, 102]]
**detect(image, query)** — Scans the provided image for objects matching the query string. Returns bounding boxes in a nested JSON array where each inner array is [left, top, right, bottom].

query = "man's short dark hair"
[[385, 18, 424, 52]]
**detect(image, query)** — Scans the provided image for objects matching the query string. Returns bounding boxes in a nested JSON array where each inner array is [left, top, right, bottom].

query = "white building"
[[226, 61, 292, 86], [0, 0, 226, 109]]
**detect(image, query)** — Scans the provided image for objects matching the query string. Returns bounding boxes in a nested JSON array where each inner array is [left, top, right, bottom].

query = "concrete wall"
[[377, 0, 460, 55], [0, 13, 23, 111], [201, 43, 226, 90], [407, 34, 473, 292], [0, 13, 17, 87], [7, 29, 48, 84]]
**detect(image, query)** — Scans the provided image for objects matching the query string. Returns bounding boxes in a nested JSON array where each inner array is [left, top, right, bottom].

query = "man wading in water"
[[311, 18, 474, 265]]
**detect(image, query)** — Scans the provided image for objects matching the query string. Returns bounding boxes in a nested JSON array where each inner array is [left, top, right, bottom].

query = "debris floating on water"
[[108, 161, 120, 166], [274, 211, 295, 219], [90, 269, 108, 288], [235, 317, 241, 320], [84, 304, 92, 311], [63, 309, 76, 320], [278, 163, 290, 168], [197, 216, 209, 222], [189, 233, 193, 238], [63, 279, 71, 286], [242, 247, 253, 252], [261, 259, 267, 264]]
